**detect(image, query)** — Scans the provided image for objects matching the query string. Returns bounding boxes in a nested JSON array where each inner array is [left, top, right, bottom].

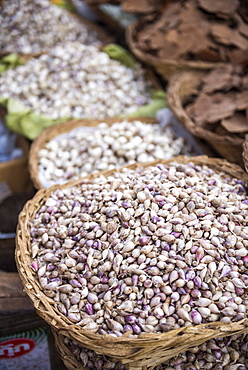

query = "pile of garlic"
[[0, 0, 101, 55], [0, 43, 152, 120], [38, 119, 194, 188]]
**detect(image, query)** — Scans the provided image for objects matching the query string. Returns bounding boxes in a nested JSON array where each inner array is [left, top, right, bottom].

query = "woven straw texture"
[[126, 21, 225, 81], [52, 327, 91, 370], [167, 70, 244, 168], [16, 155, 248, 370], [29, 117, 158, 189], [243, 135, 248, 173]]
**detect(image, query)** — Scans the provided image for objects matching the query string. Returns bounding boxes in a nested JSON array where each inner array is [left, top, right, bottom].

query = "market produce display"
[[2, 0, 247, 369], [128, 0, 248, 66], [0, 0, 102, 55], [0, 42, 162, 139], [27, 160, 248, 336], [36, 119, 194, 188], [62, 332, 248, 369]]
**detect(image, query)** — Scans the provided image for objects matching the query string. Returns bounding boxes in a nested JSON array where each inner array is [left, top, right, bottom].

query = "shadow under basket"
[[15, 155, 248, 370], [167, 70, 245, 168]]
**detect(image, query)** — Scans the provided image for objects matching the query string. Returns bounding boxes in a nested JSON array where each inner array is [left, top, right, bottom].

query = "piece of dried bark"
[[235, 13, 248, 38], [194, 48, 221, 62], [177, 23, 210, 55], [201, 65, 235, 94], [158, 38, 180, 60], [236, 90, 248, 110], [211, 23, 248, 50], [121, 0, 166, 14], [184, 66, 248, 139], [197, 0, 239, 18], [230, 48, 248, 66], [221, 113, 248, 133], [193, 92, 237, 124]]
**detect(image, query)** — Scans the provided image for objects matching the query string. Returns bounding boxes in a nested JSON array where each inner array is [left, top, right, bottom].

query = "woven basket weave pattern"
[[16, 156, 248, 370]]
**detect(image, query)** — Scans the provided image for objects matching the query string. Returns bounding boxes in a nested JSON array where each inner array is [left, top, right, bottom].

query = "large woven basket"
[[29, 117, 157, 190], [126, 21, 226, 81], [16, 155, 248, 370], [167, 70, 245, 168]]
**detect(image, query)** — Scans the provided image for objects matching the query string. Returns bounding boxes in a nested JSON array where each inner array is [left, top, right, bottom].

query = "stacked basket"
[[16, 156, 248, 370]]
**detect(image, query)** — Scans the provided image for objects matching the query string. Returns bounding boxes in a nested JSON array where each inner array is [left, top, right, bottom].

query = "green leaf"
[[0, 65, 7, 74], [103, 43, 136, 69], [7, 98, 31, 115], [1, 53, 20, 64], [126, 91, 167, 118], [5, 114, 22, 135]]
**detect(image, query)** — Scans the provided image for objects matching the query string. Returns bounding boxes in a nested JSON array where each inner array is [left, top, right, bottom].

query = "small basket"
[[16, 155, 248, 370], [29, 117, 157, 190], [167, 70, 245, 168], [126, 20, 225, 81]]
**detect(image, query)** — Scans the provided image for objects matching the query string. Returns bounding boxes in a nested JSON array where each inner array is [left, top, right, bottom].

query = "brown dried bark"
[[132, 0, 248, 65], [184, 66, 248, 138]]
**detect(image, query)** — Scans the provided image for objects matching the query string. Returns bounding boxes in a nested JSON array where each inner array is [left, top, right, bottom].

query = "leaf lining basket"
[[16, 155, 248, 370], [167, 70, 245, 168]]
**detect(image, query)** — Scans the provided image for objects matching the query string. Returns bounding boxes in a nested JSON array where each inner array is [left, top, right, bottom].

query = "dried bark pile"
[[184, 65, 248, 138], [131, 0, 248, 65]]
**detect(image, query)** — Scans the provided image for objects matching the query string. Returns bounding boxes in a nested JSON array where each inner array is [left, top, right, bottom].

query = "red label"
[[0, 338, 36, 358]]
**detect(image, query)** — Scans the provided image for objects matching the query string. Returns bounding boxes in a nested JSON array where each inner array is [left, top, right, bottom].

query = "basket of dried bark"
[[16, 155, 248, 370], [126, 0, 248, 81], [167, 65, 248, 168]]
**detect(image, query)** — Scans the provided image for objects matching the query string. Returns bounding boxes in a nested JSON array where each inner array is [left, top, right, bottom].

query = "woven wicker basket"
[[167, 70, 245, 168], [29, 117, 157, 190], [51, 327, 93, 370], [126, 21, 226, 81], [243, 135, 248, 173], [16, 155, 248, 370]]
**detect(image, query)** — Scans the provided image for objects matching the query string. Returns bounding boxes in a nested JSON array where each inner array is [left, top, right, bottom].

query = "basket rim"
[[167, 69, 245, 146], [16, 155, 248, 365]]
